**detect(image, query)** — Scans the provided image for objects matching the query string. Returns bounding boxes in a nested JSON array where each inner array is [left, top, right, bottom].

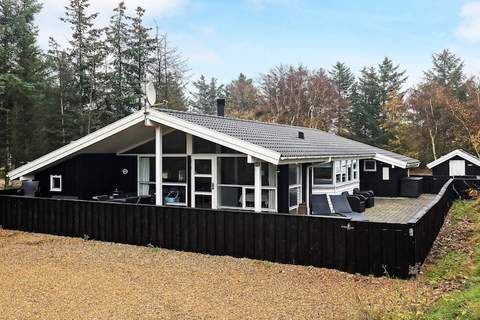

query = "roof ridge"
[[154, 107, 325, 131], [153, 107, 419, 164]]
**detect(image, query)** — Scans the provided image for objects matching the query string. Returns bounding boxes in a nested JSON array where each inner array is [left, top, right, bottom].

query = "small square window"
[[50, 175, 62, 192], [364, 160, 376, 172]]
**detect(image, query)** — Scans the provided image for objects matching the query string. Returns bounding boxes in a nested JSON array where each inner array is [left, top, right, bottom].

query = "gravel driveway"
[[0, 229, 429, 319]]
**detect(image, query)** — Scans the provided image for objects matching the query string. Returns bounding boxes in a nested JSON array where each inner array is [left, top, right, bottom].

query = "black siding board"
[[274, 214, 286, 263], [360, 160, 408, 197]]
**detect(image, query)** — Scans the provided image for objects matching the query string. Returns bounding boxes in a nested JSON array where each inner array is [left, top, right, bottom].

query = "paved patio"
[[364, 194, 437, 224]]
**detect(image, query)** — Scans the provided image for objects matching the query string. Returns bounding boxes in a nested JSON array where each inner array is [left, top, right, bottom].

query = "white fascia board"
[[427, 149, 480, 169], [278, 154, 374, 165], [373, 153, 412, 169], [146, 110, 282, 164], [8, 111, 146, 180]]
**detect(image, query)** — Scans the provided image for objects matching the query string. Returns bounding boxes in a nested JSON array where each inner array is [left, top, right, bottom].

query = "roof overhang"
[[374, 153, 420, 169], [8, 111, 147, 180], [427, 149, 480, 169]]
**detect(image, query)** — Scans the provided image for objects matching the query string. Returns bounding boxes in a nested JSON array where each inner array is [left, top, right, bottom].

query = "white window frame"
[[137, 154, 188, 206], [217, 156, 277, 212], [364, 160, 377, 172], [50, 175, 62, 192], [312, 162, 334, 187], [288, 164, 302, 211]]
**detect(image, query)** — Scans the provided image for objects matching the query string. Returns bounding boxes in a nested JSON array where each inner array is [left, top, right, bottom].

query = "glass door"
[[191, 156, 217, 209]]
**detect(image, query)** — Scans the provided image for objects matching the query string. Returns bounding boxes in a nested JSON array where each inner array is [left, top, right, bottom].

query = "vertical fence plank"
[[181, 209, 190, 251], [197, 209, 206, 253], [333, 220, 347, 271], [224, 211, 235, 256], [254, 214, 264, 260], [286, 215, 298, 264], [206, 211, 216, 255], [189, 210, 198, 252], [233, 212, 244, 258], [243, 212, 254, 259], [264, 214, 275, 262], [297, 216, 310, 266], [148, 206, 157, 246], [215, 210, 225, 255], [309, 217, 323, 267], [275, 215, 286, 263]]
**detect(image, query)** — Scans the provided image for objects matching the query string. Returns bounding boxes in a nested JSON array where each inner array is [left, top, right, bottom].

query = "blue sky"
[[36, 0, 480, 87]]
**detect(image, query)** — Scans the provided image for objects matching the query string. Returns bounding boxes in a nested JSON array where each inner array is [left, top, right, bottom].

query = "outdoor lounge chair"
[[310, 194, 334, 216], [353, 188, 375, 208], [330, 194, 368, 221], [18, 180, 40, 197], [341, 192, 366, 212]]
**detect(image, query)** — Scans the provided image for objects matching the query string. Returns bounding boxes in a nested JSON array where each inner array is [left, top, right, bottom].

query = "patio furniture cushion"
[[354, 188, 374, 197], [310, 194, 333, 216], [353, 188, 375, 208], [18, 181, 39, 197], [342, 192, 365, 213], [330, 194, 353, 214]]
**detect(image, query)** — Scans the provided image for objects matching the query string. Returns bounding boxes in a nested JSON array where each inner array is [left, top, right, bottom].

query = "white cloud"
[[36, 0, 186, 48], [457, 1, 480, 42]]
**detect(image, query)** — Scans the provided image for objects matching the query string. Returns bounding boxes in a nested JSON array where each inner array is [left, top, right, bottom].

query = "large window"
[[313, 162, 333, 185], [289, 164, 302, 210], [138, 155, 188, 206], [163, 156, 187, 206], [218, 157, 276, 211], [138, 157, 155, 196], [220, 157, 254, 185], [313, 159, 359, 188]]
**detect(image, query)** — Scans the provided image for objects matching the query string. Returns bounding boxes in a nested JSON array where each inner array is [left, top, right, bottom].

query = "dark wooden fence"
[[0, 178, 471, 278]]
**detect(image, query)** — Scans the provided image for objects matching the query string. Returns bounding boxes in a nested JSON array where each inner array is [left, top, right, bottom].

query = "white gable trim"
[[8, 111, 146, 180], [427, 149, 480, 169], [373, 153, 414, 169], [146, 109, 282, 164]]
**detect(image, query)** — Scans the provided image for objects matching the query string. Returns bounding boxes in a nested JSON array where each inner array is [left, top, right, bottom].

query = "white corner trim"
[[427, 149, 480, 169], [146, 109, 282, 165], [8, 111, 146, 180]]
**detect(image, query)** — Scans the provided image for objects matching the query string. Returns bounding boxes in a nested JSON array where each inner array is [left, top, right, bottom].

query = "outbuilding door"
[[449, 160, 465, 176]]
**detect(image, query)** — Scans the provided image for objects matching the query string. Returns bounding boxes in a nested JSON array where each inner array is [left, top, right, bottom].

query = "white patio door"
[[449, 160, 465, 176], [191, 156, 217, 209]]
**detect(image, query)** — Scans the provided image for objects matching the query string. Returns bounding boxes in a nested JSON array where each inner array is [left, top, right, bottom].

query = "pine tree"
[[61, 0, 99, 136], [378, 57, 407, 105], [191, 75, 224, 114], [106, 1, 131, 119], [329, 62, 355, 99], [349, 67, 386, 145], [0, 0, 45, 183], [125, 6, 154, 110], [150, 29, 188, 110], [425, 49, 465, 97]]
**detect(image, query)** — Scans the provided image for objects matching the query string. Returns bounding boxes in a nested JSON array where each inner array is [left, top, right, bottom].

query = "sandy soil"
[[0, 229, 431, 320]]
